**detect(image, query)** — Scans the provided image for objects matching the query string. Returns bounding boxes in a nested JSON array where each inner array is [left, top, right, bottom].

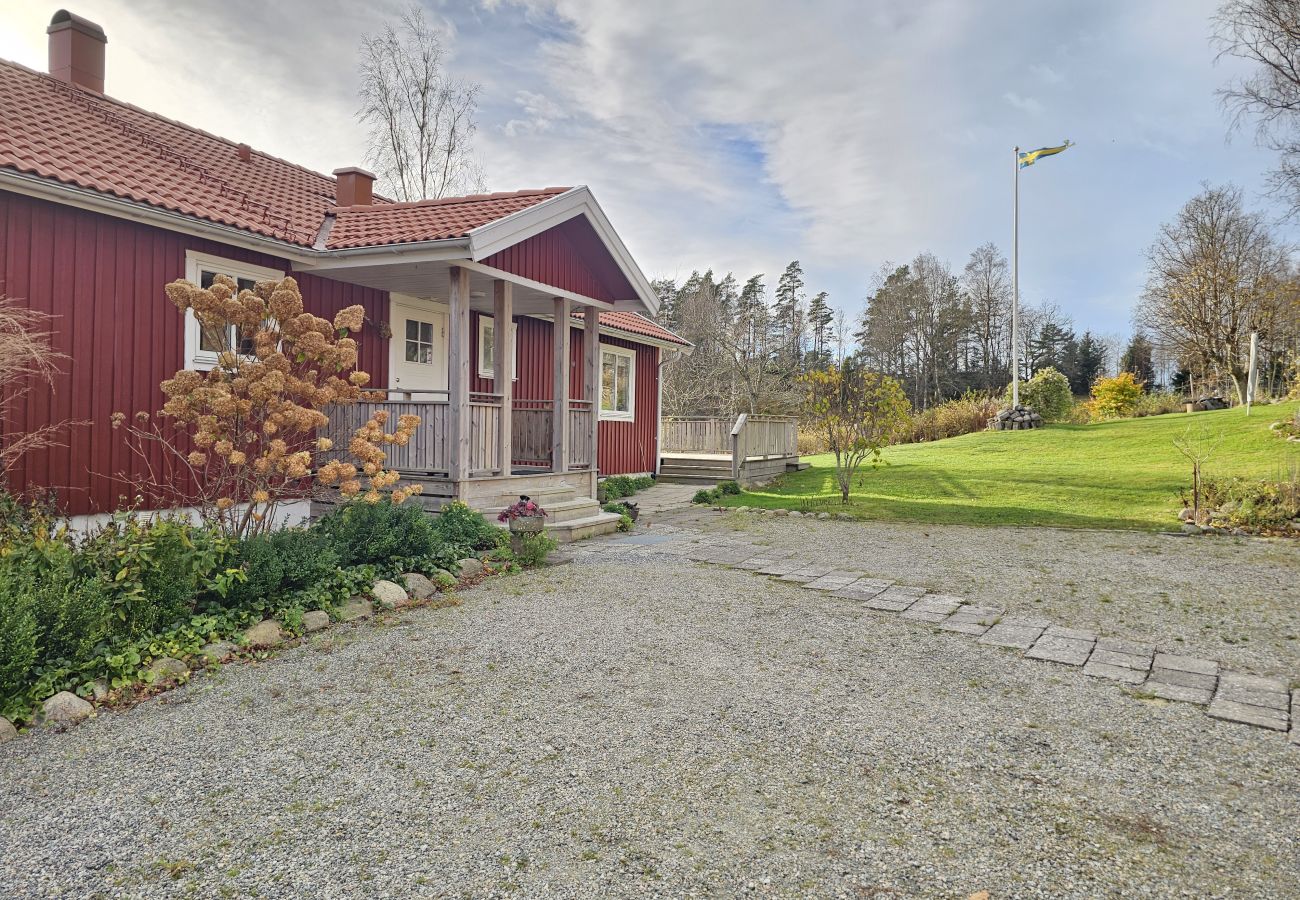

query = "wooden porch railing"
[[662, 413, 799, 479], [568, 400, 594, 470]]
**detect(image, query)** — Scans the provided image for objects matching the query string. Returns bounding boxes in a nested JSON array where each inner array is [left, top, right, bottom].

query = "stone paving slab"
[[1096, 637, 1157, 656], [1025, 635, 1095, 666], [863, 591, 920, 613], [1000, 614, 1053, 629], [938, 605, 1002, 636], [1219, 672, 1288, 694], [803, 571, 868, 591], [757, 560, 806, 576], [900, 595, 964, 623], [735, 557, 780, 571], [979, 623, 1046, 650], [777, 564, 834, 583], [1082, 661, 1148, 684], [1148, 667, 1218, 691], [1043, 625, 1098, 642], [1208, 698, 1290, 731], [1215, 684, 1290, 711], [1154, 653, 1219, 676], [1144, 679, 1215, 704], [1089, 648, 1152, 671]]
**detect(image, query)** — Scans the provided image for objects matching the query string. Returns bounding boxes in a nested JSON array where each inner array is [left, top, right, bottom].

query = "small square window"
[[599, 346, 635, 420]]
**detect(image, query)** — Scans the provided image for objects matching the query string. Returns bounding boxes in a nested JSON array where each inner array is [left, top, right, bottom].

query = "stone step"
[[545, 510, 623, 542]]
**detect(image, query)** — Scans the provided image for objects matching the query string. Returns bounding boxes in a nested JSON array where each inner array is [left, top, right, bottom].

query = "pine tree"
[[1119, 333, 1155, 386], [772, 261, 806, 371], [806, 291, 834, 369]]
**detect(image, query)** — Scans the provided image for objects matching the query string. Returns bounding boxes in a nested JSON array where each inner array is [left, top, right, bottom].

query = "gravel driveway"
[[2, 542, 1297, 898], [673, 508, 1300, 675]]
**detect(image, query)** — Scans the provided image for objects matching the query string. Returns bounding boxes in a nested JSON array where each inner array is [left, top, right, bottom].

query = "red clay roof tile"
[[590, 311, 691, 347], [0, 59, 340, 246], [325, 189, 570, 249]]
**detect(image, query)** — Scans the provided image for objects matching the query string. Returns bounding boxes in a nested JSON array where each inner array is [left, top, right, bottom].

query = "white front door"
[[389, 296, 448, 397]]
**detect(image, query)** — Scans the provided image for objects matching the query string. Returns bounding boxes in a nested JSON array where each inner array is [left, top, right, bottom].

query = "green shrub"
[[514, 531, 556, 567], [904, 392, 1001, 442], [315, 499, 440, 566], [1089, 372, 1144, 420], [1133, 391, 1186, 418], [78, 516, 228, 639], [616, 514, 633, 532], [214, 528, 338, 612], [717, 480, 742, 495], [692, 488, 720, 504], [0, 584, 38, 703], [633, 475, 654, 491], [1200, 475, 1300, 528], [432, 500, 504, 553], [603, 501, 631, 515], [1005, 367, 1073, 421]]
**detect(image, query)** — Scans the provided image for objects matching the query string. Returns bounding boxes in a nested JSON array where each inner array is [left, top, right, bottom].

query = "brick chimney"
[[333, 167, 376, 207], [47, 10, 107, 93]]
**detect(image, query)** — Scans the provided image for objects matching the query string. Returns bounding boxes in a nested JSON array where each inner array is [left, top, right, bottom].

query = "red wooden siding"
[[481, 216, 634, 304], [468, 314, 659, 475], [0, 191, 388, 516]]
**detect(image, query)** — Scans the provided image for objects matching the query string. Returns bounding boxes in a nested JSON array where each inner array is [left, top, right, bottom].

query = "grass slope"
[[723, 401, 1300, 531]]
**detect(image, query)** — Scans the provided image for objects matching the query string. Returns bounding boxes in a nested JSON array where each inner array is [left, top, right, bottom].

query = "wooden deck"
[[659, 414, 802, 486]]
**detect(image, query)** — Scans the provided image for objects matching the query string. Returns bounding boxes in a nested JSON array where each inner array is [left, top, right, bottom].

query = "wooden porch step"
[[655, 473, 726, 486]]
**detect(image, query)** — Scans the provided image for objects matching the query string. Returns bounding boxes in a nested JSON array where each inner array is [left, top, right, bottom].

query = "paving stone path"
[[573, 523, 1300, 745]]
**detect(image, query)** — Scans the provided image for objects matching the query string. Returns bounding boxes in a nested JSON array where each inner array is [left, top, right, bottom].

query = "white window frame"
[[183, 251, 283, 370], [476, 315, 518, 381], [599, 344, 636, 421]]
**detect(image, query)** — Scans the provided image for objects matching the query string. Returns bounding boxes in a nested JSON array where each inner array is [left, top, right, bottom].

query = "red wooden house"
[[0, 12, 690, 539]]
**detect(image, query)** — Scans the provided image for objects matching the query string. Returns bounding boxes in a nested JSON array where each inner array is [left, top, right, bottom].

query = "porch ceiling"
[[306, 260, 607, 316]]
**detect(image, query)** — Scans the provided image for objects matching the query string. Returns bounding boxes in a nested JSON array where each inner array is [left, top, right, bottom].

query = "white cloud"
[[0, 0, 1286, 334]]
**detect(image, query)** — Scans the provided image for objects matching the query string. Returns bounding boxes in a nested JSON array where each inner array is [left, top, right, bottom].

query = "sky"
[[0, 0, 1289, 339]]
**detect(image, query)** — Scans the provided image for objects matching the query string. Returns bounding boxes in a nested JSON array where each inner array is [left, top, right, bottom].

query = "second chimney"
[[333, 167, 376, 207], [48, 10, 107, 93]]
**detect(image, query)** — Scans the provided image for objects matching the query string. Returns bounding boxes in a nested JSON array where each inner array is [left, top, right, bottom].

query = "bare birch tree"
[[357, 5, 485, 201]]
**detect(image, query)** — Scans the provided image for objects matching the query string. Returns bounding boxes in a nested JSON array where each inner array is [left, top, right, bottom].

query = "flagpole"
[[1011, 146, 1020, 408]]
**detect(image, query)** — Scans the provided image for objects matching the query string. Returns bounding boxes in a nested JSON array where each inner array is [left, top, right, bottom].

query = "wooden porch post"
[[448, 266, 471, 487], [584, 305, 600, 476], [552, 296, 571, 472], [493, 279, 513, 476]]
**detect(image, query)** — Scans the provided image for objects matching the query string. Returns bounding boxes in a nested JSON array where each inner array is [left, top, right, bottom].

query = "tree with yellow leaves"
[[801, 363, 911, 504]]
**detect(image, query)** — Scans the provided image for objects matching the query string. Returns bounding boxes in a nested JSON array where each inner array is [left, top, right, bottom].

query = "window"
[[405, 319, 437, 364], [599, 345, 635, 420], [476, 315, 518, 380], [183, 251, 283, 369]]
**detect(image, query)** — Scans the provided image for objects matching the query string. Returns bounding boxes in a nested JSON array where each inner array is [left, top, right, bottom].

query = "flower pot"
[[509, 515, 545, 535]]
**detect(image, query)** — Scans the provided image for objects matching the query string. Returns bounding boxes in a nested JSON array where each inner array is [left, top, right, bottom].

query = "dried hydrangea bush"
[[115, 274, 420, 539]]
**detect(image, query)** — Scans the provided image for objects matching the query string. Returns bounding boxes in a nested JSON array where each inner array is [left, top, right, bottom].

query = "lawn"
[[721, 401, 1300, 531]]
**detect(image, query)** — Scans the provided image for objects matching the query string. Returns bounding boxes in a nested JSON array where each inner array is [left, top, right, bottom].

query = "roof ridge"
[[330, 187, 571, 214], [0, 56, 340, 191]]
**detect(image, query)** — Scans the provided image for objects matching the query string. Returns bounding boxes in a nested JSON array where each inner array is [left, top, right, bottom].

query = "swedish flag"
[[1018, 140, 1073, 168]]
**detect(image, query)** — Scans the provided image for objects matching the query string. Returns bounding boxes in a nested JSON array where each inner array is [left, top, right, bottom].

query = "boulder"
[[41, 691, 93, 728], [88, 679, 110, 702], [243, 619, 284, 648], [0, 717, 16, 743], [401, 572, 437, 601], [456, 558, 485, 579], [147, 656, 188, 681], [1177, 507, 1194, 522], [335, 597, 373, 622], [302, 610, 330, 633], [788, 510, 803, 518], [816, 512, 831, 520], [1182, 523, 1203, 535], [372, 579, 410, 609], [200, 641, 239, 661]]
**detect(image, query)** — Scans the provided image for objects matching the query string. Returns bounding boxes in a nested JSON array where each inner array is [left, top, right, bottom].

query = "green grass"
[[722, 401, 1300, 531]]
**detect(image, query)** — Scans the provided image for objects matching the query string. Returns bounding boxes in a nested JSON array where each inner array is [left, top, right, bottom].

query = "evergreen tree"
[[1119, 333, 1155, 386], [806, 291, 834, 369], [772, 261, 806, 370]]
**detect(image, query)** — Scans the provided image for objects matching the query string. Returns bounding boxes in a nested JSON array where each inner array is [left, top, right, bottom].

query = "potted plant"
[[499, 495, 547, 534]]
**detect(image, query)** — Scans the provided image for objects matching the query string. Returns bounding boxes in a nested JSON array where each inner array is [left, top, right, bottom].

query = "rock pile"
[[988, 405, 1043, 431], [1192, 396, 1229, 411]]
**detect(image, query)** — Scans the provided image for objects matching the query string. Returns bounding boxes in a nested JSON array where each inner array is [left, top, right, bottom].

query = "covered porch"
[[317, 261, 615, 531]]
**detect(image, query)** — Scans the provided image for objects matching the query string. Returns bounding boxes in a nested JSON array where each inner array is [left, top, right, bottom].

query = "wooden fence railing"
[[662, 413, 799, 479]]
